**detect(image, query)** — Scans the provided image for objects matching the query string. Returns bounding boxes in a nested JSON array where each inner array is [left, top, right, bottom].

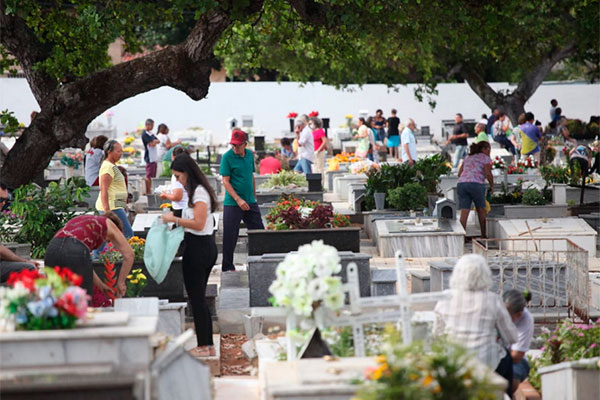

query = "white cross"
[[284, 250, 449, 359]]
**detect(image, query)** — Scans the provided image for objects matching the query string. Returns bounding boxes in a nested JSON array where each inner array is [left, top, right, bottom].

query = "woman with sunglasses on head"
[[95, 140, 133, 238], [162, 153, 218, 357]]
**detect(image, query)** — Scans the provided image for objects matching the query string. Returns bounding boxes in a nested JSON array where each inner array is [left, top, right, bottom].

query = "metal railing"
[[473, 238, 590, 322]]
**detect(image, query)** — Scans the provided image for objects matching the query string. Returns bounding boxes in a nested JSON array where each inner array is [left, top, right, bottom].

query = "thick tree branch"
[[513, 42, 577, 101], [1, 9, 235, 187], [0, 0, 58, 104], [458, 63, 503, 109]]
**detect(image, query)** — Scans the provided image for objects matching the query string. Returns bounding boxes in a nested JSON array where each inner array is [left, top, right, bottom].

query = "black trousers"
[[183, 232, 218, 346], [45, 237, 93, 295], [222, 203, 264, 271], [495, 348, 514, 397]]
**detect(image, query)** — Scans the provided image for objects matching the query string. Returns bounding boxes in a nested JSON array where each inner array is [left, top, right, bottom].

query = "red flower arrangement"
[[308, 111, 319, 117], [287, 112, 298, 119], [507, 165, 525, 175]]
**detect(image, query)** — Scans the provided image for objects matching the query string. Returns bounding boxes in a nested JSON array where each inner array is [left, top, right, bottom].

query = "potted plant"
[[491, 156, 505, 176], [529, 319, 600, 394], [287, 112, 297, 133], [387, 183, 428, 212], [249, 195, 358, 255], [356, 332, 507, 399]]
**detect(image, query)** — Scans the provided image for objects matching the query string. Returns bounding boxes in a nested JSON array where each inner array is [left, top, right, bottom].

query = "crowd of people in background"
[[259, 109, 419, 174]]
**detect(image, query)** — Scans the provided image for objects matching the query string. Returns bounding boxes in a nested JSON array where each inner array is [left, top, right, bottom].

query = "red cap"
[[230, 129, 248, 145]]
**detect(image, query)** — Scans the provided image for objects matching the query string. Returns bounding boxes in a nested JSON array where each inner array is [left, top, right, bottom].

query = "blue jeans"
[[453, 145, 468, 168], [111, 208, 134, 238], [457, 182, 486, 209], [513, 358, 530, 382], [294, 158, 313, 174], [494, 135, 516, 155]]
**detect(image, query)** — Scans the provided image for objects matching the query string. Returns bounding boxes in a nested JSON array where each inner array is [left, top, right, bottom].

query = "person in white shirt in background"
[[503, 289, 534, 393], [159, 146, 189, 217], [293, 115, 314, 174], [156, 123, 181, 177], [401, 118, 418, 165], [434, 254, 518, 396]]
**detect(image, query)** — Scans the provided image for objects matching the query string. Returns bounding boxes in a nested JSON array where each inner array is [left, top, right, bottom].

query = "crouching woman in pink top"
[[45, 213, 134, 297]]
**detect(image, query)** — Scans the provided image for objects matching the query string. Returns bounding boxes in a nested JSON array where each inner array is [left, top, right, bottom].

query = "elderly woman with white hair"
[[434, 254, 518, 395]]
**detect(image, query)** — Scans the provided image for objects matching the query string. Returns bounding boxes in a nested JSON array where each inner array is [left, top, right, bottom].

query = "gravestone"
[[410, 270, 431, 293], [306, 173, 322, 192], [151, 330, 212, 400], [371, 269, 397, 296], [248, 251, 372, 306]]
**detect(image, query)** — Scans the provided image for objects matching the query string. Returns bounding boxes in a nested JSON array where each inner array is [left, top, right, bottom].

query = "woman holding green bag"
[[161, 153, 218, 358]]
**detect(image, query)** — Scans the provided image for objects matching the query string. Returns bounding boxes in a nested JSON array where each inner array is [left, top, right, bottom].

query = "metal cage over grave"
[[473, 238, 590, 322]]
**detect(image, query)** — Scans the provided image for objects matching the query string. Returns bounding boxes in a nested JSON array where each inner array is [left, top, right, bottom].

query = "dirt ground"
[[220, 334, 253, 376]]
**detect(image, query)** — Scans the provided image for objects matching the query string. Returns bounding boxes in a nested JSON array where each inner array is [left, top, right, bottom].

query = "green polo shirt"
[[220, 148, 256, 206], [475, 132, 489, 143]]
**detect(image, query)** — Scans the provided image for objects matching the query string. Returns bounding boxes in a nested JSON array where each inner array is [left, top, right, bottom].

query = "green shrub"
[[586, 122, 599, 139], [364, 155, 449, 210], [521, 188, 548, 205], [260, 170, 307, 188], [529, 319, 600, 390], [10, 179, 89, 258], [566, 119, 586, 139], [540, 165, 570, 186], [387, 183, 427, 211]]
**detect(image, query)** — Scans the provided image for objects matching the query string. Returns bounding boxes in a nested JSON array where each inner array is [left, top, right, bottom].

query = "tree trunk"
[[459, 43, 576, 126], [0, 8, 234, 188]]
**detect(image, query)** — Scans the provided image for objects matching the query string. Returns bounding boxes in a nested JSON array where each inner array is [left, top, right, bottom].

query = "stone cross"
[[285, 251, 449, 359]]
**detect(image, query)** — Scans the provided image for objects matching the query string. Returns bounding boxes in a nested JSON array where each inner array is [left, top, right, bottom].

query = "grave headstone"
[[247, 251, 371, 306]]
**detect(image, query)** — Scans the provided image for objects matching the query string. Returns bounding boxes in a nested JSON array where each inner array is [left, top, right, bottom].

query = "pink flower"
[[540, 346, 546, 352], [577, 332, 584, 337], [591, 343, 597, 349]]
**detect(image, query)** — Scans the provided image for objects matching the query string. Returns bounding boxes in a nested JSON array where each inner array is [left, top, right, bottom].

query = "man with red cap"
[[219, 129, 264, 272]]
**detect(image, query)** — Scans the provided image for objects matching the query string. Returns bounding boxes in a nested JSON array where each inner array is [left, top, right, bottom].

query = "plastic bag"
[[143, 218, 184, 284]]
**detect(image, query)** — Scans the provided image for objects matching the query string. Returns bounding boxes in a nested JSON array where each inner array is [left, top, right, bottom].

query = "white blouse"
[[182, 185, 213, 236]]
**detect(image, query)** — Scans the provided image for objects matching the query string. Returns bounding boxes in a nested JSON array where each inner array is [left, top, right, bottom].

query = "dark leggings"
[[495, 348, 514, 397], [183, 232, 218, 346], [45, 237, 93, 295]]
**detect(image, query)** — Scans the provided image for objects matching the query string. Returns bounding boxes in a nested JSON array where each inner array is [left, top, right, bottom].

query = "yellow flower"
[[345, 114, 353, 119], [433, 385, 441, 394], [409, 373, 419, 381], [132, 268, 142, 273], [371, 368, 383, 381], [423, 374, 434, 386], [376, 355, 386, 364], [126, 274, 133, 279], [160, 203, 172, 209], [136, 273, 147, 280], [130, 279, 139, 284]]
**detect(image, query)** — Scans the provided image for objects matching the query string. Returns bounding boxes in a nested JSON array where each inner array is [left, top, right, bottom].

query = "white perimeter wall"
[[1, 78, 599, 144]]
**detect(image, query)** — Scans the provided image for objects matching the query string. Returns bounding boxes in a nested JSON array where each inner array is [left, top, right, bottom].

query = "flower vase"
[[527, 168, 536, 175], [65, 166, 75, 180], [374, 192, 386, 210], [289, 118, 295, 133], [492, 168, 502, 177]]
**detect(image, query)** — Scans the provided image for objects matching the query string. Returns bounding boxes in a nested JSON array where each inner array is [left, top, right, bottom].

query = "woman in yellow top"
[[95, 140, 133, 238]]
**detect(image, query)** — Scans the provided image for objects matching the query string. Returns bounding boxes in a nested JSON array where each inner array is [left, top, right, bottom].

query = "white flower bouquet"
[[269, 240, 345, 318]]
